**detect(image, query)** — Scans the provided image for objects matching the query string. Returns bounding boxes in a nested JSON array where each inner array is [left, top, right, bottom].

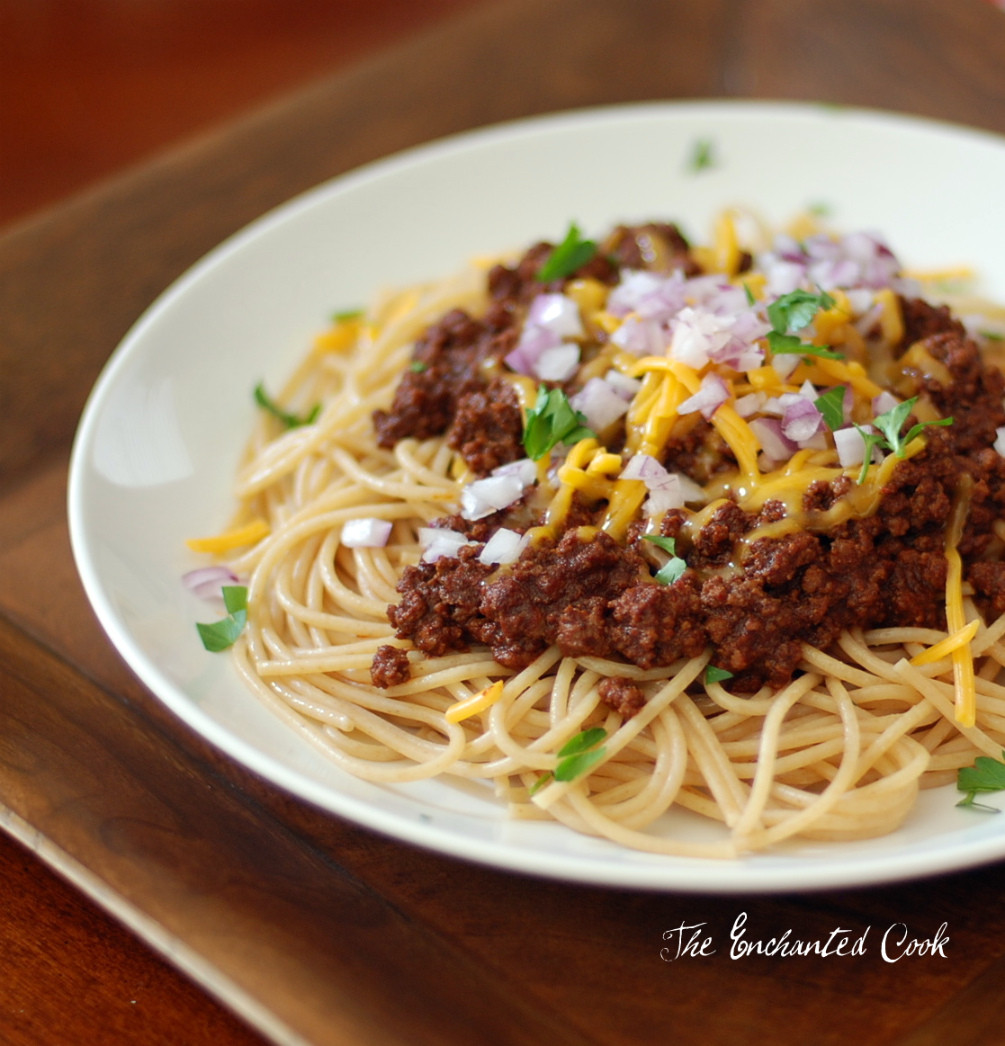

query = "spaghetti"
[[191, 212, 1005, 858]]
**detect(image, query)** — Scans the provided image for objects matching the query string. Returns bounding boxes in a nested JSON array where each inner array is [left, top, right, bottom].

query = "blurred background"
[[0, 2, 483, 1039], [0, 0, 486, 228]]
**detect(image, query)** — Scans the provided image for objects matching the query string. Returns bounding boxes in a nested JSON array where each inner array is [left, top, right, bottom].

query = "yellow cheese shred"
[[944, 476, 976, 726], [186, 518, 270, 555], [445, 680, 505, 723], [910, 619, 980, 667]]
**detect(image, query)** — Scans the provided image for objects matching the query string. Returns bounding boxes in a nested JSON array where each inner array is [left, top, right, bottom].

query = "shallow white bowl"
[[69, 100, 1005, 892]]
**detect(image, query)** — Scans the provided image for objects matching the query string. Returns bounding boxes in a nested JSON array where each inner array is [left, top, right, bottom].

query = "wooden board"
[[3, 1, 1005, 1042]]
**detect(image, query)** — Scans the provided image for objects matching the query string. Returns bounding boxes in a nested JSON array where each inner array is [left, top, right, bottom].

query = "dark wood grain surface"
[[3, 1, 1005, 1043]]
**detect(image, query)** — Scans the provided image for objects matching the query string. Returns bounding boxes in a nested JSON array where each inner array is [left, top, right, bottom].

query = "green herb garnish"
[[767, 288, 836, 334], [522, 385, 595, 460], [196, 585, 248, 652], [767, 336, 844, 360], [814, 385, 848, 431], [957, 750, 1005, 811], [331, 307, 364, 323], [409, 360, 429, 373], [536, 223, 597, 282], [643, 534, 687, 585], [688, 138, 716, 172], [254, 383, 321, 429], [764, 288, 842, 360], [853, 395, 953, 483], [531, 727, 608, 794], [873, 395, 953, 456], [705, 665, 735, 685]]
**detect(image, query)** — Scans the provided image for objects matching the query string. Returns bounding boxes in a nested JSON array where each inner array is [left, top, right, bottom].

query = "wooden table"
[[3, 1, 1005, 1042]]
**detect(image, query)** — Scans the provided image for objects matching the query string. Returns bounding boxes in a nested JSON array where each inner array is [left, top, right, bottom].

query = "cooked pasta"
[[189, 211, 1005, 858]]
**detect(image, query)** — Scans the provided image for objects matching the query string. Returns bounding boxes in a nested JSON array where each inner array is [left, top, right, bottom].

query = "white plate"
[[69, 101, 1005, 892]]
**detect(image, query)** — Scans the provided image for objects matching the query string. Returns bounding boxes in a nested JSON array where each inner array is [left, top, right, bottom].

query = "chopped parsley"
[[768, 289, 835, 334], [705, 665, 735, 685], [643, 534, 687, 585], [536, 222, 597, 282], [814, 385, 848, 431], [688, 138, 716, 172], [854, 394, 953, 483], [768, 337, 844, 360], [871, 395, 950, 455], [409, 360, 429, 373], [522, 385, 595, 460], [331, 307, 364, 323], [254, 383, 321, 429], [765, 288, 843, 360], [531, 727, 608, 794], [196, 585, 248, 652], [957, 750, 1005, 811]]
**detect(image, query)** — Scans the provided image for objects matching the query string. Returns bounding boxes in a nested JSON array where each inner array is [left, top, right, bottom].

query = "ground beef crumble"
[[598, 677, 647, 718], [370, 645, 412, 688], [369, 233, 1005, 698]]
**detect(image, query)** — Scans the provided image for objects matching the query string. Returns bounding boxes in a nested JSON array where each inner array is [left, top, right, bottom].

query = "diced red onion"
[[182, 565, 240, 601], [528, 293, 584, 338], [809, 257, 860, 289], [479, 527, 529, 566], [734, 391, 766, 418], [675, 472, 705, 503], [995, 426, 1005, 458], [678, 372, 730, 420], [833, 425, 880, 468], [669, 308, 734, 368], [763, 258, 805, 296], [491, 457, 538, 486], [750, 416, 796, 465], [608, 270, 685, 319], [845, 288, 873, 315], [534, 342, 580, 382], [419, 528, 474, 563], [610, 315, 666, 356], [773, 233, 804, 262], [571, 377, 631, 431], [603, 368, 642, 400], [645, 479, 685, 516], [872, 390, 900, 416], [621, 453, 698, 515], [505, 325, 560, 376], [780, 396, 823, 443], [770, 352, 801, 380], [460, 473, 526, 521], [758, 229, 901, 295], [712, 309, 769, 371], [621, 453, 665, 483], [341, 517, 393, 548]]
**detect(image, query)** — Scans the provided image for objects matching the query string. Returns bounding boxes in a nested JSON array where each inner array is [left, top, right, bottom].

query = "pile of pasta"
[[189, 211, 1005, 858]]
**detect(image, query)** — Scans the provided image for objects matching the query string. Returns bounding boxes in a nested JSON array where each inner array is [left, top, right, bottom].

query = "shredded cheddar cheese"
[[910, 619, 980, 666], [187, 518, 270, 555], [445, 680, 506, 723], [945, 477, 977, 726]]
